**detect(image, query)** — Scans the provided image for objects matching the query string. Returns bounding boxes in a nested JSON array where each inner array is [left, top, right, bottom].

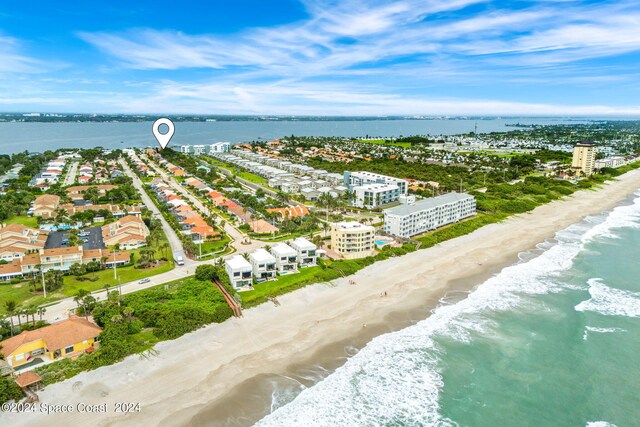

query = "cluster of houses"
[[209, 150, 348, 201], [204, 189, 279, 233], [148, 178, 219, 243], [0, 220, 144, 281], [180, 142, 231, 155], [123, 148, 156, 177], [224, 237, 320, 288], [30, 188, 142, 221], [144, 149, 187, 177], [29, 154, 77, 190], [75, 158, 123, 184]]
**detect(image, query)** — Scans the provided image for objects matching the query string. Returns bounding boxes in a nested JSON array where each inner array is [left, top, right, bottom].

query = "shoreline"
[[3, 170, 640, 427]]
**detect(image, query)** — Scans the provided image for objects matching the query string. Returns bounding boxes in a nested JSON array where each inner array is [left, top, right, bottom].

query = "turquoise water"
[[255, 192, 640, 426]]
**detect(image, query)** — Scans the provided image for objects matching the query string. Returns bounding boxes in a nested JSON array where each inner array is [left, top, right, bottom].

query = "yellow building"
[[0, 317, 102, 368], [571, 141, 596, 176], [330, 221, 375, 260]]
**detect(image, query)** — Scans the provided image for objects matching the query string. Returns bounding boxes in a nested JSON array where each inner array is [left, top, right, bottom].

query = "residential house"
[[249, 248, 277, 281], [225, 255, 253, 289], [270, 243, 298, 274], [0, 317, 102, 368], [290, 237, 317, 266]]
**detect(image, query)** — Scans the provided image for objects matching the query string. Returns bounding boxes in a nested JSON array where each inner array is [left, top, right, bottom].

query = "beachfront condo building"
[[344, 171, 408, 209], [210, 142, 231, 153], [571, 141, 596, 176], [290, 237, 317, 267], [193, 145, 206, 156], [180, 145, 191, 154], [352, 183, 403, 209], [270, 243, 298, 274], [225, 255, 253, 289], [330, 221, 375, 259], [249, 248, 277, 281], [383, 193, 476, 238]]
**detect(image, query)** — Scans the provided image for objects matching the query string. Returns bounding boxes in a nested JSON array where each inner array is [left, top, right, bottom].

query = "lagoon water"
[[0, 118, 589, 155], [255, 193, 640, 426]]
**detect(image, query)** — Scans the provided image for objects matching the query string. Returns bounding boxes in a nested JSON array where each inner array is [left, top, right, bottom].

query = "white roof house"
[[270, 243, 298, 273], [290, 237, 318, 266], [249, 248, 277, 281], [225, 255, 253, 289]]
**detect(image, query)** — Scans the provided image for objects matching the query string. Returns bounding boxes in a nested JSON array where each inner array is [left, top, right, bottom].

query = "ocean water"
[[255, 192, 640, 427], [0, 118, 590, 154]]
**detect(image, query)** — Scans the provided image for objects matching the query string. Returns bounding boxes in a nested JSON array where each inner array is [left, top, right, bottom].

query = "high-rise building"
[[571, 141, 596, 176]]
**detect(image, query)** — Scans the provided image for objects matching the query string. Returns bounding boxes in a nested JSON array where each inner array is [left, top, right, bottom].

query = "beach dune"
[[3, 170, 640, 427]]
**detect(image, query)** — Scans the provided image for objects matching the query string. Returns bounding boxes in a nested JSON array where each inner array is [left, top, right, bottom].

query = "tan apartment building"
[[102, 215, 150, 249], [330, 221, 375, 260], [571, 141, 596, 176], [33, 194, 61, 218]]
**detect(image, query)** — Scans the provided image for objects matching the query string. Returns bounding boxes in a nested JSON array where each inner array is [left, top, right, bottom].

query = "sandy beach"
[[4, 169, 640, 427]]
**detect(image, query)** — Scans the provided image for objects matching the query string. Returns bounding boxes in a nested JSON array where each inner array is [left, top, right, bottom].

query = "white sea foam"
[[586, 422, 618, 427], [256, 194, 640, 427], [575, 278, 640, 318], [582, 325, 626, 341]]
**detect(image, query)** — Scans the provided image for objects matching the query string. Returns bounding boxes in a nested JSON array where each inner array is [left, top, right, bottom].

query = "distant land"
[[0, 113, 611, 123]]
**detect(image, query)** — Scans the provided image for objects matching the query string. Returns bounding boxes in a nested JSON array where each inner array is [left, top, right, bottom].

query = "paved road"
[[119, 158, 190, 264], [63, 161, 79, 186], [6, 158, 269, 325]]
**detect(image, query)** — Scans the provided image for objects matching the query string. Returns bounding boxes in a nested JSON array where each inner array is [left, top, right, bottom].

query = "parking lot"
[[44, 226, 105, 250]]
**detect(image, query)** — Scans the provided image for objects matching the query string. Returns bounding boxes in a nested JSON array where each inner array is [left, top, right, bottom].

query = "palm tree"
[[37, 307, 46, 321], [4, 300, 17, 336], [74, 289, 90, 315]]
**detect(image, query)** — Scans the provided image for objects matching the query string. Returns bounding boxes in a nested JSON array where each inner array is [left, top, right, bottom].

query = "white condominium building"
[[383, 193, 476, 238], [270, 243, 298, 274], [344, 171, 408, 194], [210, 142, 231, 153], [352, 184, 401, 209], [330, 221, 375, 260], [249, 249, 277, 281], [180, 145, 191, 154], [193, 145, 206, 156], [225, 255, 253, 289], [290, 237, 317, 267], [344, 171, 408, 208]]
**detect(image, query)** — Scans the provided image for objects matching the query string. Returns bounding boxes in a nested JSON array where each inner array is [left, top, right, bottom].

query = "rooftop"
[[249, 248, 276, 263], [384, 193, 474, 216], [226, 254, 252, 270]]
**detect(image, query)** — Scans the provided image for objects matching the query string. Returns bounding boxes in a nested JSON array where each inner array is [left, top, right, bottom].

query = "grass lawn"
[[238, 171, 267, 184], [197, 235, 230, 255], [62, 260, 174, 297], [5, 215, 38, 228], [355, 139, 412, 148], [240, 266, 325, 307], [0, 281, 48, 315]]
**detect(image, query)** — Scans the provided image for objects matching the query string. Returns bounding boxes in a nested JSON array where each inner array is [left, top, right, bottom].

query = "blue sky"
[[1, 0, 640, 115]]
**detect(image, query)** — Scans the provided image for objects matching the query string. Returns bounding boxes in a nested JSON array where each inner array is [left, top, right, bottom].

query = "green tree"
[[3, 300, 17, 336], [195, 264, 218, 282]]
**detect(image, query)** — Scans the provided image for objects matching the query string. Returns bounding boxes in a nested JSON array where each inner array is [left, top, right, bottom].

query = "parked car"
[[79, 231, 90, 237]]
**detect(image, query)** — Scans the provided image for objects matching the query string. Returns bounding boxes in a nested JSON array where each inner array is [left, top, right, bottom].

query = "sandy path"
[[3, 170, 640, 427]]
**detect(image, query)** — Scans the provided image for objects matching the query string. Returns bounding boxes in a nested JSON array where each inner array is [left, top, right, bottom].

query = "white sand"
[[3, 170, 640, 427]]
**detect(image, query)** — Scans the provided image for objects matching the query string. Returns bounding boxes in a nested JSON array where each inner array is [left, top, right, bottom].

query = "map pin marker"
[[152, 118, 175, 149]]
